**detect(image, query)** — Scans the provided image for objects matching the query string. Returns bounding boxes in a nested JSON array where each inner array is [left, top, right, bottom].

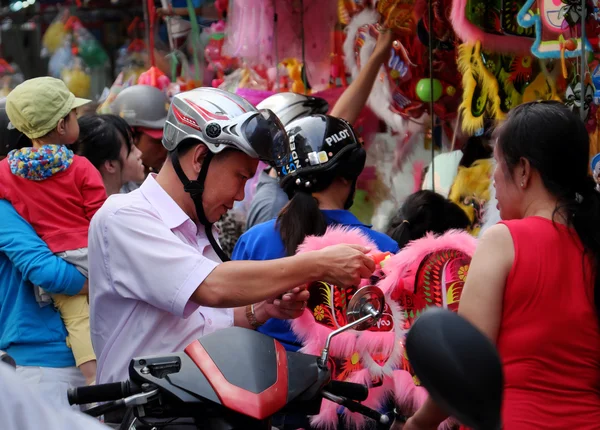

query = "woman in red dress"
[[403, 101, 600, 430]]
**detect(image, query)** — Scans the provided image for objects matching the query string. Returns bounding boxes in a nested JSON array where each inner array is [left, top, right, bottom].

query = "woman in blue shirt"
[[0, 200, 87, 410], [232, 115, 399, 352], [0, 101, 87, 410]]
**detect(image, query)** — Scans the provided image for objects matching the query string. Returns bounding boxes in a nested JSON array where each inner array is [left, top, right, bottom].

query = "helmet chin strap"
[[170, 150, 231, 262]]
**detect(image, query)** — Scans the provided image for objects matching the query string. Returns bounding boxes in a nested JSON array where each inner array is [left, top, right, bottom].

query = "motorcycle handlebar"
[[67, 381, 141, 405], [324, 380, 369, 402]]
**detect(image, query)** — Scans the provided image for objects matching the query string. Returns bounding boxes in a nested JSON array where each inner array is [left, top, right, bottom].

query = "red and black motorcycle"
[[68, 286, 400, 429]]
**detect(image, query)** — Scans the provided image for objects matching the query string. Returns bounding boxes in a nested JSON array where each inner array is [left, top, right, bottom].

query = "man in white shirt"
[[89, 88, 375, 384]]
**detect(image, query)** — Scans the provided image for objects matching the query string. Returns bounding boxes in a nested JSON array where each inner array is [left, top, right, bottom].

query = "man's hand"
[[314, 244, 376, 287], [256, 287, 310, 322]]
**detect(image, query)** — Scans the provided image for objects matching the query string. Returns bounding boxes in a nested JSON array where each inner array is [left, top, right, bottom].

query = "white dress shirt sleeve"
[[102, 206, 219, 318]]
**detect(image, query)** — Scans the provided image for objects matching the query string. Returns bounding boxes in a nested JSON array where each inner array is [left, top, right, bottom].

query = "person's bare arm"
[[457, 223, 513, 341], [403, 224, 514, 430], [192, 244, 375, 308], [329, 29, 394, 125]]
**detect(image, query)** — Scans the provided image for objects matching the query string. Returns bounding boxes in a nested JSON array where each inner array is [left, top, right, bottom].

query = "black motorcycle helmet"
[[277, 114, 366, 208]]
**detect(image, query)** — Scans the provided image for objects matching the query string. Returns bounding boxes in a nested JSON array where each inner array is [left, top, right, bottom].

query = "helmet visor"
[[242, 109, 290, 168]]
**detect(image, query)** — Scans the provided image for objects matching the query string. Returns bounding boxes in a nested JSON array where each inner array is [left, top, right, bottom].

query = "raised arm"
[[329, 29, 395, 125], [0, 200, 86, 296]]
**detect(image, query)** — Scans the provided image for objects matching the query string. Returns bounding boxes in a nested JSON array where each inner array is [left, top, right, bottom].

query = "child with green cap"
[[0, 77, 107, 385]]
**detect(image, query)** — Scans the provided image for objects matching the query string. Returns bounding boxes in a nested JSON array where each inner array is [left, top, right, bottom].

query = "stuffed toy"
[[291, 226, 477, 429], [448, 158, 494, 236]]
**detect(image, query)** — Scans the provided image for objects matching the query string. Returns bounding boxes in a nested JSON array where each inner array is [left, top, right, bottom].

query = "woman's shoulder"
[[232, 219, 285, 261], [500, 216, 567, 236], [243, 219, 280, 239]]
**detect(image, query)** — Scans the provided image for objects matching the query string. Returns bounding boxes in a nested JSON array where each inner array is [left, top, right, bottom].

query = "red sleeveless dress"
[[461, 217, 600, 429]]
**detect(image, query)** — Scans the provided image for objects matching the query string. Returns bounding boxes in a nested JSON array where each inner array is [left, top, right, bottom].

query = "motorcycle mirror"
[[405, 308, 503, 430], [346, 285, 385, 330], [318, 286, 385, 368], [0, 350, 15, 368]]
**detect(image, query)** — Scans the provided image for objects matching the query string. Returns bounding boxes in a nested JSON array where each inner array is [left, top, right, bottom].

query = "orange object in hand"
[[372, 252, 392, 266]]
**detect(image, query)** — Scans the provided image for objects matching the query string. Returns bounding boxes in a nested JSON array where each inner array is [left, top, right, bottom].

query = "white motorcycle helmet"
[[163, 87, 290, 261], [256, 92, 329, 127]]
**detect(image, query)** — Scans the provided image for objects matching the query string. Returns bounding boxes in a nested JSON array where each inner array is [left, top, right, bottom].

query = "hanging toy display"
[[137, 0, 172, 91], [331, 26, 349, 87], [591, 153, 600, 191], [48, 34, 74, 79], [339, 0, 367, 25], [450, 0, 534, 54], [517, 0, 593, 70], [564, 74, 596, 130], [521, 59, 564, 103], [115, 17, 147, 82], [0, 60, 24, 97], [376, 0, 417, 34], [448, 158, 494, 236], [501, 0, 536, 37], [281, 58, 307, 94], [65, 16, 110, 69], [204, 21, 238, 87], [62, 56, 91, 99], [138, 66, 170, 91], [41, 8, 70, 57]]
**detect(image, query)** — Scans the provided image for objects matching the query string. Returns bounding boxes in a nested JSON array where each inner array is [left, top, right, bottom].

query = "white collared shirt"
[[89, 174, 234, 384]]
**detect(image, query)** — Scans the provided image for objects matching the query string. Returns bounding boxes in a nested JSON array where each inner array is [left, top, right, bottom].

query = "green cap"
[[6, 77, 90, 139]]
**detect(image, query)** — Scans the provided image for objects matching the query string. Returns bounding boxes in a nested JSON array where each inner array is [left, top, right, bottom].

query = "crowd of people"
[[1, 27, 600, 430]]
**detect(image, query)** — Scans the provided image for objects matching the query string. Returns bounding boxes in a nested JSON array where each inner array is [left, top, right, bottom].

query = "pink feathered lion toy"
[[291, 225, 477, 429]]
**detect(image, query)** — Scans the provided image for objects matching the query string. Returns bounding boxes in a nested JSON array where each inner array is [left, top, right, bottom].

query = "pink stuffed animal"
[[291, 226, 477, 429]]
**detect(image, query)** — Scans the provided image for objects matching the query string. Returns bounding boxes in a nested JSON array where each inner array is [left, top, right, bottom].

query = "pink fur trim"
[[296, 225, 378, 254], [357, 298, 405, 378], [299, 332, 358, 357], [392, 370, 429, 415], [378, 230, 477, 296], [292, 225, 381, 356], [310, 399, 339, 430], [450, 0, 532, 54], [391, 371, 458, 430]]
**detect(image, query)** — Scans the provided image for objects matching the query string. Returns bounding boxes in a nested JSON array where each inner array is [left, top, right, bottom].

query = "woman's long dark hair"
[[74, 114, 134, 169], [278, 190, 329, 256], [277, 148, 365, 256], [494, 101, 600, 319], [386, 190, 471, 249]]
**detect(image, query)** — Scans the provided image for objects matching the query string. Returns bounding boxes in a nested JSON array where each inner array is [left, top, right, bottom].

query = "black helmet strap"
[[170, 149, 231, 262]]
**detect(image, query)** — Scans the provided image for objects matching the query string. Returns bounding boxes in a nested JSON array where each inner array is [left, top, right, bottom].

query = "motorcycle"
[[68, 286, 401, 429], [1, 297, 503, 430]]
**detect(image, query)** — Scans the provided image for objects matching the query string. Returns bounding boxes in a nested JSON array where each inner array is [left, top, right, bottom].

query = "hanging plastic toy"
[[62, 57, 91, 98], [41, 9, 69, 57], [65, 16, 109, 69], [517, 0, 593, 67]]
